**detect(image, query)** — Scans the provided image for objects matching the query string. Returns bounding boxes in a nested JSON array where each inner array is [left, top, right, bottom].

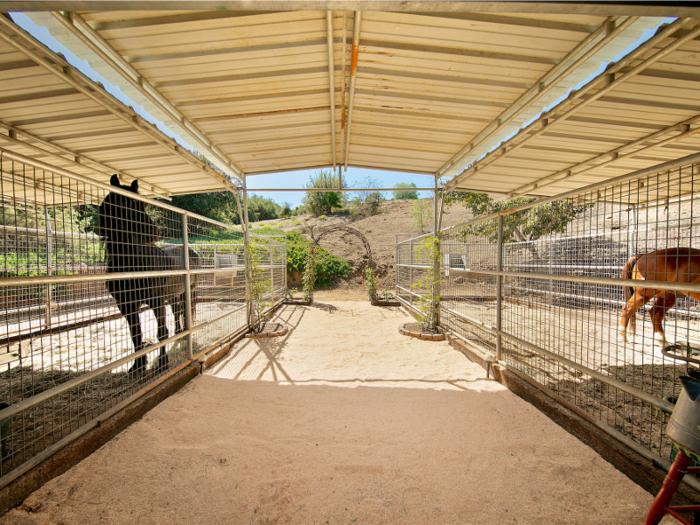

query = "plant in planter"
[[411, 234, 444, 332], [248, 244, 273, 334], [363, 266, 378, 302], [302, 246, 318, 302]]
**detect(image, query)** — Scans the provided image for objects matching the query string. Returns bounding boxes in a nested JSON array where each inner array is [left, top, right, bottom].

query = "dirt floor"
[[1, 298, 659, 525]]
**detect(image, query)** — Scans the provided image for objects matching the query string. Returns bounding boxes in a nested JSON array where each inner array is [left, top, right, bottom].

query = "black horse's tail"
[[621, 254, 643, 301]]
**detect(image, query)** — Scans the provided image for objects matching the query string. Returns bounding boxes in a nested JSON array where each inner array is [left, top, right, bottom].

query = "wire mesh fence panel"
[[0, 151, 286, 483], [397, 157, 700, 464]]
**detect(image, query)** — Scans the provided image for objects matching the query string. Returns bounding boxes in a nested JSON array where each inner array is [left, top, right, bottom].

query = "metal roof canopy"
[[0, 14, 241, 202], [0, 2, 697, 203]]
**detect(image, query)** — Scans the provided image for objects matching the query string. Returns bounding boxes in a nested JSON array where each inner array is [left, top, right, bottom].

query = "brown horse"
[[619, 248, 700, 347]]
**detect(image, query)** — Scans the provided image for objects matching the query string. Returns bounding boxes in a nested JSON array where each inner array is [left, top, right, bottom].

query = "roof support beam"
[[437, 15, 637, 179], [326, 11, 337, 172], [509, 115, 700, 196], [343, 11, 361, 172], [446, 17, 700, 192], [0, 15, 240, 194], [2, 3, 698, 17], [48, 11, 245, 181], [0, 120, 173, 198], [338, 10, 347, 184]]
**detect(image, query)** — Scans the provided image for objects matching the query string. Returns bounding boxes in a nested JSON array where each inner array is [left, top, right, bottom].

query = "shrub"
[[353, 176, 384, 216], [392, 182, 419, 200], [412, 235, 444, 331], [253, 227, 351, 288], [363, 266, 377, 301], [410, 199, 433, 234], [318, 215, 327, 220]]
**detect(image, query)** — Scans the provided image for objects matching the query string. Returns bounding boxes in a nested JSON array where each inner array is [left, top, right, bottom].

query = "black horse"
[[99, 175, 199, 374]]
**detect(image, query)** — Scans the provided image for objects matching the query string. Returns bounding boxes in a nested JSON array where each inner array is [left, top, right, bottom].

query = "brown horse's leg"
[[620, 289, 653, 342], [650, 292, 676, 347]]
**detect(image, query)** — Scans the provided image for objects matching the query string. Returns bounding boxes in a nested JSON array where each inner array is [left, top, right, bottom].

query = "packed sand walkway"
[[3, 298, 655, 524]]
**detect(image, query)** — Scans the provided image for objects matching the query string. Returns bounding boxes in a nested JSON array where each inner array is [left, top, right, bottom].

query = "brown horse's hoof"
[[128, 355, 148, 376]]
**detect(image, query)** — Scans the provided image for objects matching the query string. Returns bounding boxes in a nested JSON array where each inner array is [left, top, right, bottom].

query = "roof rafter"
[[326, 10, 337, 171], [438, 15, 636, 179], [446, 17, 700, 191], [48, 10, 245, 181], [343, 11, 361, 171], [0, 14, 240, 194]]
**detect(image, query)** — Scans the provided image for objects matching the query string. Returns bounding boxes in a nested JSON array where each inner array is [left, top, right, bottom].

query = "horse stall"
[[0, 150, 287, 486], [397, 154, 700, 487]]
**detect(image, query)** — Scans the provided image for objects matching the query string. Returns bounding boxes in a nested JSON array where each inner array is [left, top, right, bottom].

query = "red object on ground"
[[645, 450, 700, 525]]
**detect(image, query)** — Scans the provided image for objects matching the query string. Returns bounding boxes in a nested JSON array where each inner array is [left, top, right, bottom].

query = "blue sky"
[[10, 13, 672, 207]]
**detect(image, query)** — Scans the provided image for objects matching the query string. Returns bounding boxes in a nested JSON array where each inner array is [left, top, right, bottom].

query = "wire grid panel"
[[0, 153, 275, 483], [399, 159, 700, 463]]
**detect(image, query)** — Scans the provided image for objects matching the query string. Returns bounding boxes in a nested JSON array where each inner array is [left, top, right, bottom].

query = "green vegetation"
[[352, 177, 385, 216], [318, 215, 327, 220], [392, 182, 419, 200], [302, 246, 317, 301], [303, 170, 344, 216], [253, 226, 351, 288], [445, 192, 590, 259], [247, 244, 272, 333], [410, 199, 433, 234], [412, 235, 444, 332], [363, 266, 378, 302]]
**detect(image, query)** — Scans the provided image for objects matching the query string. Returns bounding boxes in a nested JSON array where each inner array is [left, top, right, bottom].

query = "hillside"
[[250, 199, 474, 292]]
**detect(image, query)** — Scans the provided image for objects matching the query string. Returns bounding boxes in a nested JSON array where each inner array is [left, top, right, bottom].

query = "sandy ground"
[[2, 301, 658, 525]]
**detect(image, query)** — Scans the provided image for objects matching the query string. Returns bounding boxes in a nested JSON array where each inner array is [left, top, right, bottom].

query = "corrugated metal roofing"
[[0, 14, 238, 203], [446, 18, 700, 204], [24, 10, 669, 181], [3, 6, 699, 205]]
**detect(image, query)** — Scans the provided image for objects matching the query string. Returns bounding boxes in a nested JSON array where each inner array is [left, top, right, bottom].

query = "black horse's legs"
[[172, 294, 184, 334], [120, 301, 148, 375], [151, 299, 170, 372]]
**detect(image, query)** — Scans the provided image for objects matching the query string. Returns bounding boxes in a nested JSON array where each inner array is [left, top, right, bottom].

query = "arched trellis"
[[311, 226, 373, 267]]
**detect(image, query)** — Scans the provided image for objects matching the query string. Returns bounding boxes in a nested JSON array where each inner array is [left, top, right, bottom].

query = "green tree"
[[392, 182, 419, 200], [410, 199, 433, 234], [353, 176, 384, 216], [168, 191, 241, 225], [303, 170, 344, 216], [247, 194, 280, 222], [445, 192, 591, 260]]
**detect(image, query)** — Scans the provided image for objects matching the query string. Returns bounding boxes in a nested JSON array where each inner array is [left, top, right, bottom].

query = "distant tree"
[[168, 191, 241, 225], [353, 176, 384, 216], [445, 191, 591, 260], [280, 202, 292, 218], [392, 182, 419, 200], [303, 170, 344, 216], [410, 199, 433, 234], [247, 195, 280, 222]]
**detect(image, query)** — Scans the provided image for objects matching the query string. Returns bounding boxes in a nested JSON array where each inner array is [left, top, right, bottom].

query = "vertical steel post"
[[182, 213, 193, 360], [409, 238, 414, 306], [242, 179, 253, 329], [433, 179, 442, 326], [269, 241, 274, 301], [284, 236, 288, 297], [44, 208, 53, 327], [496, 214, 504, 360], [548, 242, 553, 307]]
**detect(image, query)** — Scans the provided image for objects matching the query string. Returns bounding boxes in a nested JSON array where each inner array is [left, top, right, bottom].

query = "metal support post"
[[409, 238, 414, 306], [433, 180, 442, 326], [242, 179, 253, 329], [284, 236, 288, 296], [496, 214, 504, 360], [182, 213, 193, 360], [44, 208, 53, 327]]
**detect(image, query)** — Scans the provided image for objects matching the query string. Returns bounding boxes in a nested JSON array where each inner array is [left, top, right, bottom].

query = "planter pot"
[[399, 323, 445, 342], [245, 322, 289, 339], [371, 299, 401, 307], [285, 299, 312, 306]]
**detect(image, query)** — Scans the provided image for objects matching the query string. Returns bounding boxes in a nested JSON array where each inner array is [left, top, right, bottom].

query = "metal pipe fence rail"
[[0, 149, 287, 488], [397, 153, 700, 475]]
